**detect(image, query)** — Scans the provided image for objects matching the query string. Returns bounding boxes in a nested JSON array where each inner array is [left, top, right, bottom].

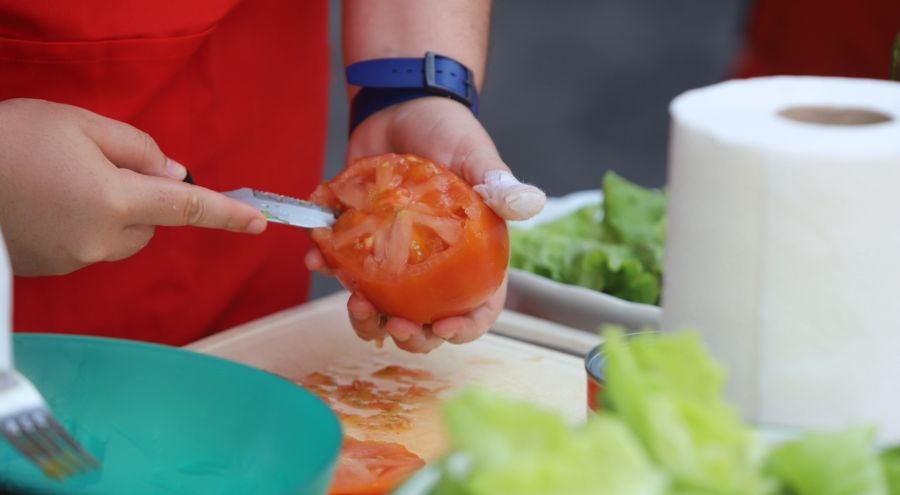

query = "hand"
[[0, 98, 267, 276], [306, 97, 545, 353]]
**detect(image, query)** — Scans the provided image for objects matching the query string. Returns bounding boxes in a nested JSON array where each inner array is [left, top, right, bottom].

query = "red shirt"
[[735, 0, 900, 79], [0, 0, 329, 345]]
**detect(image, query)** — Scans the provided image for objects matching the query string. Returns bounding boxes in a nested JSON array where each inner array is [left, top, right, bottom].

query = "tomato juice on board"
[[296, 365, 447, 436], [295, 365, 446, 495], [310, 154, 509, 324]]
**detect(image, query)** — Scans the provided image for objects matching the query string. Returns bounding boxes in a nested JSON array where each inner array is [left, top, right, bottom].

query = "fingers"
[[385, 319, 444, 354], [79, 110, 187, 180], [472, 168, 546, 221], [79, 110, 265, 233], [431, 280, 507, 344], [412, 104, 545, 221], [346, 292, 443, 353], [347, 281, 507, 352], [347, 292, 387, 342], [116, 171, 267, 233], [399, 99, 546, 221], [456, 145, 545, 221], [304, 247, 333, 275]]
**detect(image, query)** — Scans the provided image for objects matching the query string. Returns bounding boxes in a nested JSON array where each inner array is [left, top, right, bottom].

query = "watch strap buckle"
[[423, 51, 475, 108]]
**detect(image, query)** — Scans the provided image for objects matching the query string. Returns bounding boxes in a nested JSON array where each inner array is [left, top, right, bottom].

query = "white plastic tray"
[[505, 190, 662, 333]]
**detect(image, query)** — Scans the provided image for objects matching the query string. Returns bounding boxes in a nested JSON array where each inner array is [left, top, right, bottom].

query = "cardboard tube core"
[[778, 106, 893, 126]]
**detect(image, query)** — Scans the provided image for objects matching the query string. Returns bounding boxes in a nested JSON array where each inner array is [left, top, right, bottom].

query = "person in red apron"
[[0, 0, 546, 352], [735, 0, 899, 79]]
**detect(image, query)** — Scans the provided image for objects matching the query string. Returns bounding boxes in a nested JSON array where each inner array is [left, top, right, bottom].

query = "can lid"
[[584, 345, 605, 382]]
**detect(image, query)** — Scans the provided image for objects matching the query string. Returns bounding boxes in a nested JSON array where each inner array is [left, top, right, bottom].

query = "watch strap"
[[346, 52, 479, 132]]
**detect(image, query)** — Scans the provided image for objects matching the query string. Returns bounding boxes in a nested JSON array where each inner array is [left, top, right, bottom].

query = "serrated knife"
[[223, 188, 337, 228]]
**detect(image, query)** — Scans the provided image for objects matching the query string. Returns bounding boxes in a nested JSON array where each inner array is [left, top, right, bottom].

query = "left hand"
[[306, 96, 545, 353]]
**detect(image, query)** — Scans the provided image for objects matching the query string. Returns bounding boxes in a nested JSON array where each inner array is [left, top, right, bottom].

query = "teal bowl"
[[0, 334, 342, 495]]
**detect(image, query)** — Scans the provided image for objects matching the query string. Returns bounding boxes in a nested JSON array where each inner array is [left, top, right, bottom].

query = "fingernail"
[[349, 307, 374, 321], [505, 187, 547, 219], [247, 217, 266, 234], [166, 158, 188, 180], [474, 170, 547, 221], [431, 325, 455, 341], [392, 329, 412, 342]]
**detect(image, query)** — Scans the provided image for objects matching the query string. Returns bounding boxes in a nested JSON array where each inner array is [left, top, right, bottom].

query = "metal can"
[[585, 345, 605, 412]]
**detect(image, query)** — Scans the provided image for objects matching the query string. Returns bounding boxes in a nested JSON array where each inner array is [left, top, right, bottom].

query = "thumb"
[[464, 151, 546, 220], [118, 173, 267, 234], [80, 111, 187, 180], [450, 140, 546, 221]]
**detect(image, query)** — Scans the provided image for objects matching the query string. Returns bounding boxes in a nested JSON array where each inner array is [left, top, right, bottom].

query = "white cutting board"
[[186, 291, 590, 460]]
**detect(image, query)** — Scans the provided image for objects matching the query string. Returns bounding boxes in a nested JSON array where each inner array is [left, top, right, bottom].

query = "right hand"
[[0, 98, 267, 276]]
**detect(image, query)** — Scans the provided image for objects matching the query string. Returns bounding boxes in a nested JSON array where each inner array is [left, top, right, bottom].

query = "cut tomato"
[[310, 154, 509, 324], [329, 437, 425, 495]]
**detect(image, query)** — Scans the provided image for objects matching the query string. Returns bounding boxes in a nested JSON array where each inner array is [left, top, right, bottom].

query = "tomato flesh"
[[311, 154, 509, 324], [329, 437, 425, 495]]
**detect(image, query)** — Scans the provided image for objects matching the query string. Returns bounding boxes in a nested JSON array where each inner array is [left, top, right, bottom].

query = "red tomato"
[[329, 437, 425, 495], [310, 154, 509, 324]]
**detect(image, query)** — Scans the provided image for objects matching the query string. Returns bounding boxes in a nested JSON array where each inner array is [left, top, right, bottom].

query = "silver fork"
[[0, 372, 100, 480], [0, 228, 99, 480]]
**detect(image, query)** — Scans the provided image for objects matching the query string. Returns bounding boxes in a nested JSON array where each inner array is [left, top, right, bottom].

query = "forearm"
[[342, 0, 491, 98]]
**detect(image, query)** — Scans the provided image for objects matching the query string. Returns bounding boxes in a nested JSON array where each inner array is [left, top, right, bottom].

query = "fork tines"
[[1, 408, 99, 480]]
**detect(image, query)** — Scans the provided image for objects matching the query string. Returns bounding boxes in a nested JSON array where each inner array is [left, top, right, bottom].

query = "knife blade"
[[223, 188, 337, 228]]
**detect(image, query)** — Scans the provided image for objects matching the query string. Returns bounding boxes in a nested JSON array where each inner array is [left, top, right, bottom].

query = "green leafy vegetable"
[[767, 427, 887, 495], [422, 329, 900, 495], [508, 171, 665, 304], [601, 171, 666, 272], [603, 328, 773, 495], [880, 446, 900, 495], [437, 389, 666, 495]]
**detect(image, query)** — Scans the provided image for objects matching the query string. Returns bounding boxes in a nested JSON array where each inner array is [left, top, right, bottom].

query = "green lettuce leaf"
[[508, 171, 664, 304], [767, 427, 886, 495], [422, 328, 900, 495], [601, 171, 666, 274], [880, 446, 900, 495], [440, 389, 667, 495], [602, 328, 773, 495]]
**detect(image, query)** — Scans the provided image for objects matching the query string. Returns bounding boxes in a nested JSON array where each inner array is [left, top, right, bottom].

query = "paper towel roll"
[[662, 76, 900, 441]]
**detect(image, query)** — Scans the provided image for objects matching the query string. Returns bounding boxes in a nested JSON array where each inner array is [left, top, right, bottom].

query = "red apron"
[[0, 0, 329, 345], [735, 0, 900, 79]]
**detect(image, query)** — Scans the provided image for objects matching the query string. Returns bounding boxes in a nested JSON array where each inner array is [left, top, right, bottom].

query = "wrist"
[[346, 52, 479, 133]]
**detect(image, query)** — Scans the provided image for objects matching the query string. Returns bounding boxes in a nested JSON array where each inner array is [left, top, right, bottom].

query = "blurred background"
[[313, 0, 751, 297]]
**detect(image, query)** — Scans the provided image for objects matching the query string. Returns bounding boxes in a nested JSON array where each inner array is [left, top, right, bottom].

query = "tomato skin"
[[310, 154, 509, 325]]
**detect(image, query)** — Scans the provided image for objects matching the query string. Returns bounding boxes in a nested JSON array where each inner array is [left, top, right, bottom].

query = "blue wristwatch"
[[346, 51, 479, 133]]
